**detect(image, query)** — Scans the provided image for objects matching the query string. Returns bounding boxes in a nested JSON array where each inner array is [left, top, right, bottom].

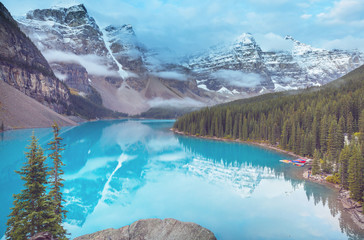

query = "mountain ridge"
[[185, 33, 364, 95], [13, 3, 364, 115], [17, 4, 209, 115]]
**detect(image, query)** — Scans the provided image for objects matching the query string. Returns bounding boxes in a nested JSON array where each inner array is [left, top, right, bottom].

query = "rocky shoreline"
[[303, 171, 364, 229], [171, 128, 364, 230], [172, 128, 302, 158]]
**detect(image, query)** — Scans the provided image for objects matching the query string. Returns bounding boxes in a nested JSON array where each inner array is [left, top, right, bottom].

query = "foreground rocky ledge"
[[74, 218, 217, 240]]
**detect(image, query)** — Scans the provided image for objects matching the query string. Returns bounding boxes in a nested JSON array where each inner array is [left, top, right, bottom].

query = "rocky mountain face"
[[104, 24, 145, 73], [17, 4, 120, 94], [74, 218, 217, 240], [187, 33, 273, 93], [185, 34, 364, 95], [18, 4, 209, 115], [15, 4, 364, 114], [0, 2, 69, 113]]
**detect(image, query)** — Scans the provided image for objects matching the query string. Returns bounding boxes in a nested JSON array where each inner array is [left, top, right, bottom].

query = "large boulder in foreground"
[[74, 218, 217, 240]]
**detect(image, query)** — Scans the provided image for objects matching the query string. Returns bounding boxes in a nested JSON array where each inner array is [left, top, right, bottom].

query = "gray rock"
[[29, 232, 56, 240], [0, 2, 70, 114], [74, 218, 217, 240]]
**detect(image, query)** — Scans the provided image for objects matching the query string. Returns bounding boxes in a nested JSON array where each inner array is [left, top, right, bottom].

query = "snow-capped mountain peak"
[[104, 24, 139, 47], [285, 35, 321, 55], [234, 32, 256, 45], [105, 24, 136, 37], [25, 4, 98, 29], [187, 33, 364, 96]]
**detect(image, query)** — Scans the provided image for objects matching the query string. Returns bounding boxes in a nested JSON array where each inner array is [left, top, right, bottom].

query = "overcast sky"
[[3, 0, 364, 55]]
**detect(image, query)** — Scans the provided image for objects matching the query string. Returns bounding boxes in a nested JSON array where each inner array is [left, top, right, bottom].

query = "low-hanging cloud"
[[148, 97, 205, 108], [43, 50, 119, 77], [53, 71, 68, 81], [151, 71, 189, 81], [212, 70, 263, 88]]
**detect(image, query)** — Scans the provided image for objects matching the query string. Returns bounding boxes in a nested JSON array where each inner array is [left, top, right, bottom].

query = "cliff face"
[[0, 3, 69, 113], [0, 76, 76, 130], [50, 62, 90, 93], [18, 4, 122, 98], [74, 218, 217, 240]]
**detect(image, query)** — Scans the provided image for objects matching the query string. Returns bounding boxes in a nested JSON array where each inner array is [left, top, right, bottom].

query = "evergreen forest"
[[174, 65, 364, 202]]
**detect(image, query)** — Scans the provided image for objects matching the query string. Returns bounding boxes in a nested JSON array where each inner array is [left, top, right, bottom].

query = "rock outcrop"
[[29, 232, 56, 240], [74, 218, 217, 240], [0, 2, 69, 114]]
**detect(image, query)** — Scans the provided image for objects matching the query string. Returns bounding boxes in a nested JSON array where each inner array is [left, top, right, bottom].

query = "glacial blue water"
[[0, 119, 363, 240]]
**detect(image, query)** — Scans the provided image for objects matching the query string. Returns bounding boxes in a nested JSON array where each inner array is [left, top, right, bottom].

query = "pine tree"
[[242, 116, 248, 140], [47, 123, 67, 239], [225, 109, 232, 137], [233, 114, 239, 139], [289, 122, 296, 151], [199, 117, 206, 136], [312, 117, 319, 150], [339, 144, 350, 189], [6, 134, 54, 239], [348, 144, 363, 201], [312, 149, 321, 175], [338, 116, 345, 150], [359, 110, 364, 148], [214, 116, 219, 137], [321, 152, 333, 174], [320, 115, 328, 152], [238, 114, 243, 139], [327, 120, 337, 154], [280, 120, 289, 149], [347, 112, 354, 139]]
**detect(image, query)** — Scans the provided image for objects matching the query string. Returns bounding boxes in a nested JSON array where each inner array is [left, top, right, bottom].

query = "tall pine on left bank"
[[6, 134, 54, 239], [48, 123, 67, 239], [6, 124, 68, 239]]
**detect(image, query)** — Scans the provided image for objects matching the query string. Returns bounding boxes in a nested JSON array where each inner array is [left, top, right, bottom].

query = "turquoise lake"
[[0, 119, 363, 239]]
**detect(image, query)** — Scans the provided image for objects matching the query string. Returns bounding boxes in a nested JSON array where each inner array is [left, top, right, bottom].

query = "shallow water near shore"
[[0, 119, 363, 239]]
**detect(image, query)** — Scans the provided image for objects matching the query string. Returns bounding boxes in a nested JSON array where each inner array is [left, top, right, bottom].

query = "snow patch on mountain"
[[102, 28, 129, 79], [217, 87, 233, 95], [197, 84, 212, 92]]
